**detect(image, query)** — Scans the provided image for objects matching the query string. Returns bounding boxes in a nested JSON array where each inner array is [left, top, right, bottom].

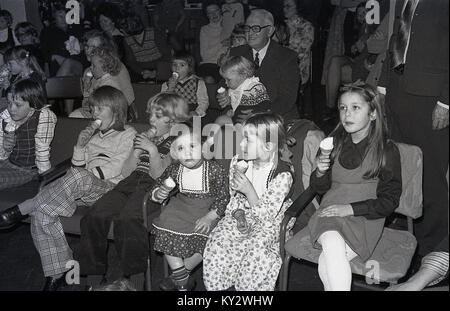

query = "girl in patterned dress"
[[203, 112, 294, 291], [308, 84, 401, 290], [151, 125, 229, 291], [216, 55, 271, 125]]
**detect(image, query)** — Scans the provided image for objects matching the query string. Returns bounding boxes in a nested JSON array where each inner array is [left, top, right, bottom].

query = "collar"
[[252, 39, 271, 63]]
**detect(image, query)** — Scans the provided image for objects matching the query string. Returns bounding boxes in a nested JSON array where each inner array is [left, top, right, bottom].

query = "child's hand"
[[76, 125, 97, 148], [154, 186, 171, 202], [194, 212, 218, 234], [167, 75, 178, 91], [316, 154, 331, 176], [230, 170, 254, 196], [134, 134, 157, 154], [141, 69, 156, 80], [217, 92, 231, 109], [318, 204, 354, 218], [232, 209, 250, 234]]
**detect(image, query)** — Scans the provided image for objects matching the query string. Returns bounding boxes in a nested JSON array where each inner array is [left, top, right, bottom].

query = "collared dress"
[[203, 156, 294, 291], [152, 160, 229, 258]]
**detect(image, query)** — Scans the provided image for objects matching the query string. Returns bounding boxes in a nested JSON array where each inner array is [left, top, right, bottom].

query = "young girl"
[[151, 125, 230, 291], [161, 51, 209, 117], [76, 92, 190, 290], [4, 47, 47, 94], [308, 83, 402, 291], [203, 112, 294, 291], [217, 24, 248, 67], [216, 56, 270, 125], [14, 22, 45, 70], [0, 78, 56, 190], [0, 86, 136, 291]]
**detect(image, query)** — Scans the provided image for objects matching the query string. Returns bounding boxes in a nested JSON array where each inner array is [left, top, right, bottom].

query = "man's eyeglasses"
[[242, 25, 271, 34]]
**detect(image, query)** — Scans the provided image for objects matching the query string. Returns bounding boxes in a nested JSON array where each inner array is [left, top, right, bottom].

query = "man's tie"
[[391, 0, 416, 69], [254, 52, 260, 69]]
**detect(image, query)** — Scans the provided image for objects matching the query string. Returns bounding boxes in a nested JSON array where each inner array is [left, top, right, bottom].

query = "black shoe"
[[0, 206, 26, 230], [159, 276, 196, 291], [42, 274, 68, 291]]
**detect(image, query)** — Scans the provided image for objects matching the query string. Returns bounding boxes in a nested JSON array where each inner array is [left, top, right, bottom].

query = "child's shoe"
[[159, 276, 196, 291]]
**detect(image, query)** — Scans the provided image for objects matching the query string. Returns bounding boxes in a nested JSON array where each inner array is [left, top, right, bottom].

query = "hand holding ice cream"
[[317, 137, 334, 176], [155, 176, 176, 201]]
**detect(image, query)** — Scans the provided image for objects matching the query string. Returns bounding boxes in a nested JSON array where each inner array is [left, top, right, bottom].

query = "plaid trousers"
[[29, 167, 114, 277], [0, 160, 38, 190]]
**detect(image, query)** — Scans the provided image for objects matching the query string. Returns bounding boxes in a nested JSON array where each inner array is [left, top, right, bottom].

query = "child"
[[3, 47, 46, 93], [14, 22, 45, 70], [216, 56, 270, 125], [0, 10, 14, 57], [217, 24, 247, 67], [203, 112, 294, 291], [221, 0, 245, 42], [161, 51, 209, 117], [0, 86, 137, 291], [0, 78, 56, 190], [307, 83, 402, 291], [75, 92, 190, 289], [151, 125, 230, 291]]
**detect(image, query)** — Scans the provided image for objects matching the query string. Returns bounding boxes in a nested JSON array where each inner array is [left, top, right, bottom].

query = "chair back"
[[46, 76, 82, 99], [394, 142, 423, 219], [131, 83, 162, 123]]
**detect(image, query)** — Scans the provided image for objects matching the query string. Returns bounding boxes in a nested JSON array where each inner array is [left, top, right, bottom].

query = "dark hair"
[[0, 10, 13, 27], [96, 2, 122, 25], [87, 86, 128, 129], [6, 78, 46, 109], [122, 14, 144, 36], [172, 51, 196, 75], [4, 47, 46, 80], [330, 83, 388, 179], [243, 112, 287, 150], [202, 0, 221, 17]]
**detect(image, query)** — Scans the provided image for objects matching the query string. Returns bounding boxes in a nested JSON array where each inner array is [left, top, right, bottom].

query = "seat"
[[45, 76, 83, 99], [279, 142, 423, 290], [131, 83, 162, 123]]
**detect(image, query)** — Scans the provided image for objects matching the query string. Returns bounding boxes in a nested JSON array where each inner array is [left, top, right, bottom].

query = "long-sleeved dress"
[[203, 156, 294, 291]]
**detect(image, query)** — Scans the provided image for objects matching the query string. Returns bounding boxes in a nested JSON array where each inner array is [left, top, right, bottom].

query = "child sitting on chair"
[[215, 56, 270, 126], [0, 78, 56, 190], [308, 83, 402, 291], [151, 124, 229, 291], [203, 112, 294, 291], [161, 51, 209, 117]]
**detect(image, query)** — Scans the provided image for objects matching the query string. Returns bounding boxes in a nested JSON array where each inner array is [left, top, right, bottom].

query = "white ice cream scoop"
[[92, 119, 102, 129], [172, 72, 179, 80], [235, 160, 248, 173], [217, 87, 226, 94], [319, 137, 334, 156], [164, 176, 176, 189]]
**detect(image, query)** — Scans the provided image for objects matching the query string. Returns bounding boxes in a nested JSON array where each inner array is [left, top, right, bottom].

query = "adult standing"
[[383, 0, 449, 257], [219, 9, 300, 121]]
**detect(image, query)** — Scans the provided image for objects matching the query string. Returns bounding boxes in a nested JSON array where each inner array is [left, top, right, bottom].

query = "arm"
[[0, 119, 8, 160], [34, 108, 57, 174], [123, 38, 144, 77], [209, 162, 231, 217], [196, 79, 209, 116], [351, 142, 402, 219], [251, 172, 293, 222], [150, 163, 178, 203], [199, 27, 208, 62]]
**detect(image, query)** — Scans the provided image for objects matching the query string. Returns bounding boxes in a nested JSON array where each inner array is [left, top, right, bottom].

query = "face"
[[0, 16, 9, 30], [99, 14, 115, 33], [7, 59, 25, 75], [16, 29, 36, 45], [221, 68, 246, 90], [245, 14, 272, 50], [85, 37, 102, 61], [91, 105, 115, 131], [171, 59, 190, 80], [283, 0, 297, 19], [90, 55, 106, 79], [339, 92, 376, 140], [172, 133, 203, 169], [7, 94, 32, 122], [148, 106, 172, 137], [240, 124, 273, 161], [206, 5, 222, 24], [54, 10, 67, 29]]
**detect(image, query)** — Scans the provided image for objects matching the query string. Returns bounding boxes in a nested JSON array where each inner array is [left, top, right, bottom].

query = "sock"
[[171, 266, 189, 288]]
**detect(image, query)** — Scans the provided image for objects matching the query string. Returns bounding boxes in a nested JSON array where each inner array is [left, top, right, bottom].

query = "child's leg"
[[165, 254, 190, 288], [183, 253, 203, 272], [318, 252, 331, 291], [317, 230, 354, 291], [0, 160, 37, 190]]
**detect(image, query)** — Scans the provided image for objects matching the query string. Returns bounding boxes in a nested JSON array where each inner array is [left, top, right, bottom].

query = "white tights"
[[317, 230, 358, 291]]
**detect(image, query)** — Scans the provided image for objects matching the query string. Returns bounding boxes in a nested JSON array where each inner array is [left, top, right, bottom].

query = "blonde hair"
[[146, 92, 190, 124], [88, 86, 128, 129], [219, 56, 255, 79]]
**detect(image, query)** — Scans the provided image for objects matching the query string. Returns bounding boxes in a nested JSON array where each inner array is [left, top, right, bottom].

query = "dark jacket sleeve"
[[351, 142, 402, 219]]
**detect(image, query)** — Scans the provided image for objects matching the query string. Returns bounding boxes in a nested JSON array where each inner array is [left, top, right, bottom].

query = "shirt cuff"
[[71, 145, 86, 166], [437, 101, 449, 109], [350, 201, 369, 217], [421, 251, 449, 286]]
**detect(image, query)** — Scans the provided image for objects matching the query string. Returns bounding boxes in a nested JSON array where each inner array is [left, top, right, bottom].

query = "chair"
[[45, 76, 83, 99], [131, 83, 162, 123], [279, 143, 423, 290]]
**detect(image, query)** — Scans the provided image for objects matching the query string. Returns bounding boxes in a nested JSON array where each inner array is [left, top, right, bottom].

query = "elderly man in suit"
[[382, 0, 448, 257], [217, 9, 301, 122]]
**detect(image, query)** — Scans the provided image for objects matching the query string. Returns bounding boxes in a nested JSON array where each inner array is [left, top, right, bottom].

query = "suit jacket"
[[383, 0, 449, 104], [230, 41, 301, 120]]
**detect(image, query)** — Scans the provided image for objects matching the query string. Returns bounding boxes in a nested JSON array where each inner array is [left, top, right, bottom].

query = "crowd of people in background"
[[0, 0, 447, 292]]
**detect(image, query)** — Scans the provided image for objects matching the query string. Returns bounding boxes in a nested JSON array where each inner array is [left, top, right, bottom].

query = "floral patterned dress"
[[286, 16, 315, 85], [152, 160, 229, 258], [203, 156, 294, 291]]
